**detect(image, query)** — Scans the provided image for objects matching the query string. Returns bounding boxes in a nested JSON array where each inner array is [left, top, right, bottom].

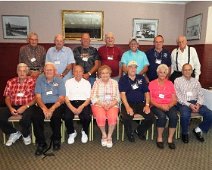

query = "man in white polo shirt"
[[64, 65, 92, 144]]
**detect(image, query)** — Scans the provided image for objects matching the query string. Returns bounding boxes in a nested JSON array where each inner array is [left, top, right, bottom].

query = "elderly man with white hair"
[[46, 34, 75, 82], [98, 32, 123, 81], [0, 63, 36, 146], [33, 62, 66, 156]]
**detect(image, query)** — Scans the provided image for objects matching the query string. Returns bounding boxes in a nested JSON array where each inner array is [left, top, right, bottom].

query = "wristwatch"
[[88, 72, 91, 76]]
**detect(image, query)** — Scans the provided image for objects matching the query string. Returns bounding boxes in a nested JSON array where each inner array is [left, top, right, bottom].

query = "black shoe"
[[156, 142, 164, 149], [182, 134, 189, 143], [35, 143, 47, 156], [192, 129, 204, 142], [53, 140, 61, 151], [168, 142, 176, 149], [134, 130, 146, 140], [127, 133, 135, 142]]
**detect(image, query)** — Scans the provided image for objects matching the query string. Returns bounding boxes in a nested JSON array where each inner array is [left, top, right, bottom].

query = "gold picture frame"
[[62, 10, 104, 41]]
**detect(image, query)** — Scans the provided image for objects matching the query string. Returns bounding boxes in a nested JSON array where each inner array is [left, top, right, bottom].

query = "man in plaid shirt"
[[0, 63, 36, 146]]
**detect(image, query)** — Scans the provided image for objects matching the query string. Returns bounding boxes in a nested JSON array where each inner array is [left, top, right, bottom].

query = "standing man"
[[46, 34, 75, 82], [119, 61, 155, 142], [33, 62, 66, 156], [145, 35, 171, 82], [19, 32, 46, 78], [170, 35, 201, 82], [98, 32, 122, 81], [0, 63, 36, 146], [121, 38, 149, 76], [174, 64, 212, 143], [64, 65, 92, 144], [73, 33, 100, 86]]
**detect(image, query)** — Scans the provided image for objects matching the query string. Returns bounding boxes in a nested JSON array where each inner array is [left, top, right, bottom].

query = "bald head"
[[105, 32, 115, 47], [54, 34, 64, 50], [177, 35, 187, 50]]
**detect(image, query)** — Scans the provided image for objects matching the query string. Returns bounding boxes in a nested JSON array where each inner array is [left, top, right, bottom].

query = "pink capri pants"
[[91, 105, 119, 127]]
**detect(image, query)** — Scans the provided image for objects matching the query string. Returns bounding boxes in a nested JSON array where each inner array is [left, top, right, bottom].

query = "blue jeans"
[[178, 101, 212, 135], [88, 77, 96, 87], [151, 106, 178, 128]]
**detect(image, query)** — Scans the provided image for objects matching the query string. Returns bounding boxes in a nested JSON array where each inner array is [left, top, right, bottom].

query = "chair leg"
[[3, 133, 6, 144], [122, 124, 125, 141], [61, 121, 65, 143], [91, 116, 94, 141], [31, 124, 36, 144], [117, 117, 119, 140], [151, 123, 154, 140]]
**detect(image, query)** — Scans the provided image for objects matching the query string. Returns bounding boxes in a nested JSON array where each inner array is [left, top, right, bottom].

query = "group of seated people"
[[0, 31, 212, 157]]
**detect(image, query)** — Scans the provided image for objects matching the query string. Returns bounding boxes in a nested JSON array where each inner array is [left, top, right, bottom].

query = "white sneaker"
[[23, 135, 31, 145], [106, 139, 113, 148], [68, 130, 77, 144], [5, 131, 22, 146], [81, 131, 88, 143]]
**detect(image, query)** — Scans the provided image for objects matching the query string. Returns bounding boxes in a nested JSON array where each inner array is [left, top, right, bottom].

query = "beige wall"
[[0, 1, 185, 45], [185, 1, 212, 45]]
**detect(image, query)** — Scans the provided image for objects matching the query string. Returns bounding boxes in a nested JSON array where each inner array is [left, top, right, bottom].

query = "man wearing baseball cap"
[[119, 61, 155, 142]]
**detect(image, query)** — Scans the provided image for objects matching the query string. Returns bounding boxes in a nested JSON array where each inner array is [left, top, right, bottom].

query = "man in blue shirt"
[[145, 35, 171, 82], [33, 62, 66, 156], [119, 61, 155, 142], [121, 38, 149, 76], [46, 34, 75, 82]]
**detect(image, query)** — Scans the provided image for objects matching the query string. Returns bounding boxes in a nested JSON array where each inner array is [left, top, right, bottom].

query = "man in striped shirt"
[[174, 63, 212, 143]]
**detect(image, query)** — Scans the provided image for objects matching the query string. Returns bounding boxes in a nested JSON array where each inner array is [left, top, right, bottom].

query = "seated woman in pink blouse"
[[149, 64, 178, 149], [91, 65, 120, 148]]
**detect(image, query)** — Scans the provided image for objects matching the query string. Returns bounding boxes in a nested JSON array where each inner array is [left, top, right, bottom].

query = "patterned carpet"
[[0, 120, 212, 170]]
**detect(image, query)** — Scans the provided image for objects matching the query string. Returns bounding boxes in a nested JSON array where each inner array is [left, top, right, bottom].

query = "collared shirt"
[[46, 46, 75, 82], [4, 76, 35, 106], [35, 75, 66, 104], [149, 79, 175, 104], [65, 77, 91, 100], [91, 79, 120, 107], [73, 46, 100, 77], [119, 74, 149, 103], [174, 76, 204, 106], [98, 45, 122, 77], [121, 49, 149, 74], [171, 45, 201, 80], [19, 44, 46, 71], [146, 48, 171, 81]]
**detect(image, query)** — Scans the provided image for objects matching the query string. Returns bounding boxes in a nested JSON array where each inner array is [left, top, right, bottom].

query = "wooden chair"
[[62, 115, 93, 142], [2, 115, 23, 144], [121, 114, 151, 141], [91, 116, 120, 141]]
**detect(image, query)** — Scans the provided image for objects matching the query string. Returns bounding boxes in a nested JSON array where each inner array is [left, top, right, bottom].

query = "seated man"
[[0, 63, 36, 146], [64, 65, 91, 144], [174, 63, 212, 143], [33, 62, 65, 156], [119, 61, 155, 142]]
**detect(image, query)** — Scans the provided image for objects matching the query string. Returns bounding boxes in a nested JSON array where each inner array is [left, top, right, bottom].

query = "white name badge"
[[105, 95, 112, 101], [46, 91, 53, 95], [186, 92, 193, 97], [31, 58, 36, 62], [82, 57, 88, 62], [54, 61, 60, 65], [17, 93, 24, 97], [155, 59, 162, 64], [132, 84, 139, 90], [159, 94, 165, 99], [53, 83, 58, 87], [107, 56, 113, 60]]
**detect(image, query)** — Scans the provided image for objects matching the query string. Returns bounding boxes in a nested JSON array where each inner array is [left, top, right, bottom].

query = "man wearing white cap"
[[121, 38, 149, 76], [119, 61, 155, 142]]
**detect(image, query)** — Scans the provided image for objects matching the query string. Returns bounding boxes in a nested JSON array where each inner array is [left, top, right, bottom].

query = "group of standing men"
[[0, 31, 211, 155]]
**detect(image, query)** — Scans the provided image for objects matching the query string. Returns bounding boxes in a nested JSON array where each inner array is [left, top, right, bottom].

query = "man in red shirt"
[[0, 63, 36, 146], [98, 32, 123, 81]]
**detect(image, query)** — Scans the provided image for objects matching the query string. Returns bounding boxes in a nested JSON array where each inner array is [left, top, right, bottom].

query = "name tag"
[[131, 83, 139, 90], [53, 83, 58, 87], [17, 93, 24, 97], [31, 58, 36, 62], [159, 94, 165, 99], [155, 59, 162, 64], [107, 56, 113, 60], [46, 91, 53, 95], [82, 57, 88, 62], [105, 95, 112, 101], [54, 61, 60, 65]]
